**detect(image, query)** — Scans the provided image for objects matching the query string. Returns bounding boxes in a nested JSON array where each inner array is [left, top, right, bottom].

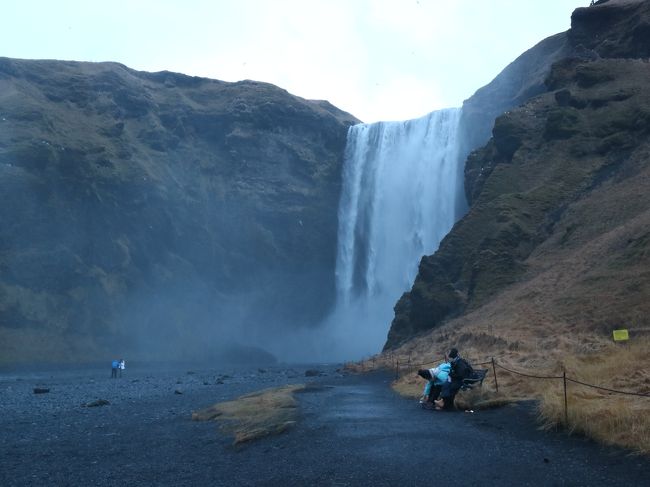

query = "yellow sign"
[[612, 329, 629, 341]]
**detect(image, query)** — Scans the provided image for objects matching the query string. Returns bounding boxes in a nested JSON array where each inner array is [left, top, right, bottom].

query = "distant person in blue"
[[111, 359, 119, 378], [417, 358, 451, 410]]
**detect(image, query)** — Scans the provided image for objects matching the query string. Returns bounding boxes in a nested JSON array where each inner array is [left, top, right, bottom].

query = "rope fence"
[[376, 353, 650, 426], [565, 377, 650, 398], [493, 362, 563, 380]]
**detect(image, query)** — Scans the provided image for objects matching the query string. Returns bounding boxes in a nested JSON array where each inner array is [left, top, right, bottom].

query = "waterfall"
[[327, 108, 464, 359]]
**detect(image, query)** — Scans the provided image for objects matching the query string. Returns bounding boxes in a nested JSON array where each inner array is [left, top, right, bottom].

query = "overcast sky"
[[3, 0, 588, 122]]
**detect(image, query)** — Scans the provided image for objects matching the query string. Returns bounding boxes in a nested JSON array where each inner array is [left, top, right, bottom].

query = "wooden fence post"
[[563, 369, 568, 426], [491, 357, 499, 393]]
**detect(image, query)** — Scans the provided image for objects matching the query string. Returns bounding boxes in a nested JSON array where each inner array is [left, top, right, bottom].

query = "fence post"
[[491, 357, 499, 393], [563, 369, 568, 426], [395, 359, 399, 380]]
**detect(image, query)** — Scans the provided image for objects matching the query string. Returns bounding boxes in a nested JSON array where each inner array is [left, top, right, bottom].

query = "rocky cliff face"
[[451, 31, 572, 219], [385, 0, 650, 349], [0, 59, 357, 362], [457, 32, 570, 167]]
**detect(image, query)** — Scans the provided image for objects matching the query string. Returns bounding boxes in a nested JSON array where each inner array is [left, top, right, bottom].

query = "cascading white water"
[[326, 108, 464, 359]]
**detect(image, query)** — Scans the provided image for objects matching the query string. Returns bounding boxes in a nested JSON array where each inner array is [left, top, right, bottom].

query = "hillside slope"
[[385, 0, 650, 349], [0, 59, 358, 362]]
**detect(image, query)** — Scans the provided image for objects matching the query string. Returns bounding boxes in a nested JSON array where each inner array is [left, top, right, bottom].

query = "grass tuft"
[[192, 384, 305, 444]]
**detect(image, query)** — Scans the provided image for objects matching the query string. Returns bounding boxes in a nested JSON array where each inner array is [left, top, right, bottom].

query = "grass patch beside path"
[[192, 384, 305, 444], [371, 335, 650, 455], [391, 373, 524, 411], [538, 340, 650, 455]]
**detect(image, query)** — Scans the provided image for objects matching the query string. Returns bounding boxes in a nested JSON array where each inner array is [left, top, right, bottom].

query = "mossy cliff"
[[385, 0, 650, 349], [0, 59, 357, 362]]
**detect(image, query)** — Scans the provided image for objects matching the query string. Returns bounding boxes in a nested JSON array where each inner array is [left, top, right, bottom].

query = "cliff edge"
[[385, 0, 650, 348]]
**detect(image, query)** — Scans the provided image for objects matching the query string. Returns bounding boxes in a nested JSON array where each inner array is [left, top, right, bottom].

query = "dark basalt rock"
[[570, 0, 650, 59], [83, 399, 110, 407], [457, 32, 571, 179]]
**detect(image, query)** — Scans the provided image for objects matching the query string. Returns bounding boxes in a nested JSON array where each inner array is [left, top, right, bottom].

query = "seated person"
[[434, 348, 473, 410], [417, 360, 451, 409]]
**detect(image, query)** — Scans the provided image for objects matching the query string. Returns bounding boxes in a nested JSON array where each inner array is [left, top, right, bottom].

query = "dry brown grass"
[[192, 384, 305, 444], [389, 361, 527, 411], [358, 328, 649, 455], [538, 338, 650, 454]]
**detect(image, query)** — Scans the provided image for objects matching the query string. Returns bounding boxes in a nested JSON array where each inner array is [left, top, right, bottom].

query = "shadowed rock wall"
[[0, 59, 358, 362]]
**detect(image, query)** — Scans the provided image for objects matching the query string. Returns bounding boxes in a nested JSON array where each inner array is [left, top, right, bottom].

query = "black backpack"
[[453, 358, 473, 381]]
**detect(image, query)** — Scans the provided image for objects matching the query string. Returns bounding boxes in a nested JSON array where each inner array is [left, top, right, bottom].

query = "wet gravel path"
[[0, 366, 647, 486]]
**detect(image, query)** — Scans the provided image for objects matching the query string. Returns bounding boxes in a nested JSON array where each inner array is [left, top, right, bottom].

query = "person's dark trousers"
[[111, 368, 117, 378], [440, 382, 462, 409], [427, 384, 443, 403]]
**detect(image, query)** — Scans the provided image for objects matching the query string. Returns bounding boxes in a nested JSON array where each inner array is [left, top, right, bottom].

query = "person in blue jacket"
[[111, 359, 119, 378], [435, 348, 473, 410], [417, 359, 451, 410]]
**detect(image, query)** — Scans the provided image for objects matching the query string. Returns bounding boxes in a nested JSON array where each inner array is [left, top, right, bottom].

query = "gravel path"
[[0, 365, 647, 486]]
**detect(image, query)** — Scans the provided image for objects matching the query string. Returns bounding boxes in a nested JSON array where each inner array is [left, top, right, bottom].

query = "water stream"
[[326, 108, 465, 359]]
